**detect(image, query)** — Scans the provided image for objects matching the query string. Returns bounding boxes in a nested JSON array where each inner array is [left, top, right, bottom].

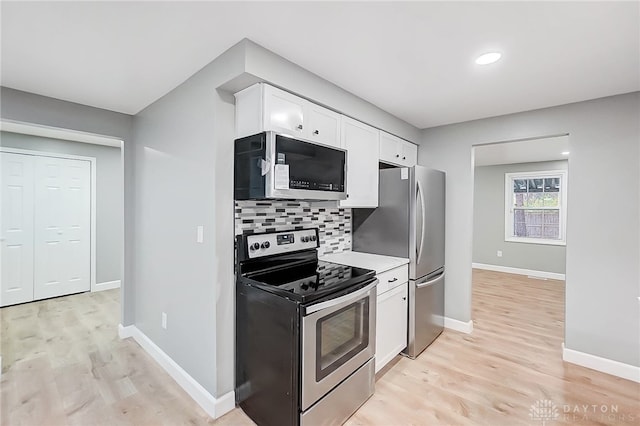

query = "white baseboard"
[[472, 263, 565, 281], [444, 317, 474, 334], [117, 324, 235, 418], [94, 280, 121, 292], [562, 343, 640, 383], [118, 324, 135, 339]]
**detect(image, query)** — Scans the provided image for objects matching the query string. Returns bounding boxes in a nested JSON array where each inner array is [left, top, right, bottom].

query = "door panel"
[[401, 142, 418, 167], [405, 273, 444, 358], [1, 153, 35, 306], [339, 117, 379, 208], [34, 156, 91, 300], [379, 131, 401, 165], [264, 84, 306, 136], [307, 104, 341, 148], [415, 273, 444, 353], [375, 282, 408, 373]]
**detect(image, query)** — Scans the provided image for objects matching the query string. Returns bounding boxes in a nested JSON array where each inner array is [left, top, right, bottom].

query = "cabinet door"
[[379, 131, 401, 165], [339, 117, 379, 208], [263, 84, 306, 137], [307, 104, 341, 148], [375, 282, 408, 373], [400, 141, 418, 167]]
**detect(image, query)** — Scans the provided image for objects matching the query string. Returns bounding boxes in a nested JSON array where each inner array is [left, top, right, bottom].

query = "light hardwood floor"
[[2, 271, 639, 425], [0, 289, 220, 425]]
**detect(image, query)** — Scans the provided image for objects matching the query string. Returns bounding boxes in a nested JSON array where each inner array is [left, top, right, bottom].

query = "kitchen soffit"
[[1, 2, 638, 128]]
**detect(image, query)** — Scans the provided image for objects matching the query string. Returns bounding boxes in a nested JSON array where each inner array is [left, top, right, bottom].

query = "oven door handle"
[[305, 280, 377, 314]]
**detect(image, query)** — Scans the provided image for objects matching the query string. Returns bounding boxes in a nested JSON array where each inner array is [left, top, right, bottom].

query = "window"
[[505, 170, 567, 245]]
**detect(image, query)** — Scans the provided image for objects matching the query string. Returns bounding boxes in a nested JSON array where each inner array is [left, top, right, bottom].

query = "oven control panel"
[[245, 229, 319, 258]]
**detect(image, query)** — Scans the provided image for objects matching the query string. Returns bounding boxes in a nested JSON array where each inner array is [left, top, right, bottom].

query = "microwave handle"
[[305, 280, 377, 314], [258, 158, 271, 176]]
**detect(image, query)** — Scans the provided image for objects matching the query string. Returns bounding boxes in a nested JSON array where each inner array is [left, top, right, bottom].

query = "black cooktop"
[[243, 260, 375, 303]]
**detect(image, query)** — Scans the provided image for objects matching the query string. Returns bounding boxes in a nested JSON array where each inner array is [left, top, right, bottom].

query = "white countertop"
[[320, 251, 409, 274]]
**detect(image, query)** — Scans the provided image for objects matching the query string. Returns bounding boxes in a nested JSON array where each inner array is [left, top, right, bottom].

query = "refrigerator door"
[[405, 269, 445, 359], [410, 166, 445, 280]]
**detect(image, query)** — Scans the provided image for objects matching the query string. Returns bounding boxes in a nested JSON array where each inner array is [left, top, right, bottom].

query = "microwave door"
[[267, 133, 347, 200]]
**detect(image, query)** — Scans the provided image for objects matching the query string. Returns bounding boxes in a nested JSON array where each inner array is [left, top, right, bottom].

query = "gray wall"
[[1, 87, 134, 324], [1, 132, 123, 283], [420, 92, 639, 367], [131, 39, 421, 400], [473, 160, 567, 274]]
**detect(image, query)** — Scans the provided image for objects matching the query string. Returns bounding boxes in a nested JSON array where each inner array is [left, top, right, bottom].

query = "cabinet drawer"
[[376, 265, 408, 295]]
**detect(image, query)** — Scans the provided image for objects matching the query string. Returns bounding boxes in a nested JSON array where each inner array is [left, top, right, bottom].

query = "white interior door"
[[1, 153, 35, 306], [34, 156, 91, 300]]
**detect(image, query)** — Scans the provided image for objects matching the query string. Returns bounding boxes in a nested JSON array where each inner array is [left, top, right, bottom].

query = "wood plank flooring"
[[0, 290, 217, 425], [344, 270, 639, 425], [2, 271, 638, 425]]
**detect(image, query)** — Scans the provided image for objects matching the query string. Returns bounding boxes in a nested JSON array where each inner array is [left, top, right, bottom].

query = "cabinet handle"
[[402, 296, 407, 301], [388, 277, 398, 283], [396, 154, 400, 158], [297, 124, 303, 130], [313, 130, 319, 135], [403, 156, 406, 160], [346, 194, 349, 198]]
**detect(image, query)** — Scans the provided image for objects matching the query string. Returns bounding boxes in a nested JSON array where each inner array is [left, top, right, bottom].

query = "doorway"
[[0, 124, 124, 308], [470, 135, 569, 347]]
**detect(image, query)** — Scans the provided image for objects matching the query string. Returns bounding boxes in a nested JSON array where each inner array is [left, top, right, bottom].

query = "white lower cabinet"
[[375, 281, 408, 373]]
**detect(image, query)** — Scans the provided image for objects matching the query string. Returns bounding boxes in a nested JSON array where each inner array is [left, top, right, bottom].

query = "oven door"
[[301, 279, 377, 411], [265, 132, 347, 200]]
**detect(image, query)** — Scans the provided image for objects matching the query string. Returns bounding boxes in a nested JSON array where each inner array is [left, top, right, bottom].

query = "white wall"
[[473, 160, 567, 274], [420, 92, 639, 366]]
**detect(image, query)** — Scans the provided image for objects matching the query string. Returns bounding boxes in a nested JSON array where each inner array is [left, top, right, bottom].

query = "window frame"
[[504, 170, 568, 246]]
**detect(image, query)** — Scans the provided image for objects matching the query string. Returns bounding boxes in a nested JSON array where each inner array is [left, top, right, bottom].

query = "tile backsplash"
[[234, 201, 351, 255]]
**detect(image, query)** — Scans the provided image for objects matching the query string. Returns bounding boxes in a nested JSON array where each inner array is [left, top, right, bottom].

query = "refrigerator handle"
[[416, 271, 445, 288], [416, 179, 426, 264]]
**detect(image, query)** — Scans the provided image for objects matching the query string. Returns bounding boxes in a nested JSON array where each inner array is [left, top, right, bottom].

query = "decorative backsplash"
[[234, 201, 351, 256]]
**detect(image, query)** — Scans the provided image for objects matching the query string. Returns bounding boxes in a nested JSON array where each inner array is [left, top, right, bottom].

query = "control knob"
[[261, 241, 270, 249], [310, 235, 317, 242], [250, 242, 260, 251], [301, 236, 309, 242]]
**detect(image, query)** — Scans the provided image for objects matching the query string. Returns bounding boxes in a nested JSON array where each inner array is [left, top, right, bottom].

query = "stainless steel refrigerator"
[[353, 165, 445, 358]]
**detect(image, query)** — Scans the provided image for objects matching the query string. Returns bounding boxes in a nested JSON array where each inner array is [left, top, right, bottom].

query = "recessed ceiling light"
[[561, 151, 570, 155], [475, 52, 502, 65]]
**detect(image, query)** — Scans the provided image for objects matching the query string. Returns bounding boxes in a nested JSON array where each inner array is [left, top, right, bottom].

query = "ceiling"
[[474, 136, 570, 167], [2, 2, 638, 129]]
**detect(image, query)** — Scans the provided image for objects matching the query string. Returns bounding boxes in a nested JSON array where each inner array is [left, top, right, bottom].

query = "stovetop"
[[242, 260, 375, 303]]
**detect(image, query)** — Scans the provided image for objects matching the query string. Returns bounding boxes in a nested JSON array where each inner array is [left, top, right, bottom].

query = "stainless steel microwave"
[[234, 131, 347, 201]]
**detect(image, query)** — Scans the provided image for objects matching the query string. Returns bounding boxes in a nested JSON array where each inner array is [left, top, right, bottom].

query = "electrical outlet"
[[196, 226, 204, 243], [497, 250, 503, 257], [161, 312, 167, 329]]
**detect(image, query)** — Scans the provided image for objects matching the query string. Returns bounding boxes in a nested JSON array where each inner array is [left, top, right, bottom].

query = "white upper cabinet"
[[339, 117, 380, 208], [235, 83, 341, 148], [379, 131, 418, 167], [263, 84, 306, 136], [306, 103, 341, 148]]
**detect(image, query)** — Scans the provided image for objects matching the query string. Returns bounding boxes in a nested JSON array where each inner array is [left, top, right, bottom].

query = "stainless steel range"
[[235, 228, 377, 426]]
